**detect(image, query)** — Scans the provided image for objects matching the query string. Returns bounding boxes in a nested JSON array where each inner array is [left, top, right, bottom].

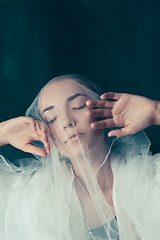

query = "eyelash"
[[47, 116, 57, 125], [73, 104, 86, 110], [46, 105, 86, 124]]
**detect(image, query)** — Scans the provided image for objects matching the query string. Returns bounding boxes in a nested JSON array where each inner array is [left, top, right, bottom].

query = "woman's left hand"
[[86, 92, 159, 138]]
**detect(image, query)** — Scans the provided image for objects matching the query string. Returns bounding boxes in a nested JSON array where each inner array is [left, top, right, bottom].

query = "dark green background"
[[0, 0, 160, 161]]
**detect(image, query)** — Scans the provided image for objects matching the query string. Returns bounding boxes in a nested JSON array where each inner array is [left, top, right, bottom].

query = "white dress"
[[0, 131, 160, 240]]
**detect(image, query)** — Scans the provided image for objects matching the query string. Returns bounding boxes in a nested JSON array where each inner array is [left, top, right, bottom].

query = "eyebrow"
[[67, 93, 87, 102], [42, 93, 87, 114], [42, 105, 54, 114]]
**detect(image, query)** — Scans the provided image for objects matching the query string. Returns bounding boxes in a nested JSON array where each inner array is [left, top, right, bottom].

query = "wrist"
[[0, 121, 10, 146], [154, 101, 160, 125]]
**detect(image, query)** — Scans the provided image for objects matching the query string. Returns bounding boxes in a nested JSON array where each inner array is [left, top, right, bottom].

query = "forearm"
[[154, 101, 160, 125]]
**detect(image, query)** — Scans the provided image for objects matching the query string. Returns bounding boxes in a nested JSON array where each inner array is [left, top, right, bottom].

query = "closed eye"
[[47, 116, 57, 125], [72, 104, 86, 110]]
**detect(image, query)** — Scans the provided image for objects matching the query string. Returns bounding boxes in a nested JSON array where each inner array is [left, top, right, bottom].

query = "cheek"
[[77, 115, 95, 130], [48, 124, 62, 143], [76, 110, 93, 125]]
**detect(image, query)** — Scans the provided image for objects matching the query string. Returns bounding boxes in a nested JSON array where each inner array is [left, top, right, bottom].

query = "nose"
[[63, 119, 76, 129], [59, 110, 76, 130]]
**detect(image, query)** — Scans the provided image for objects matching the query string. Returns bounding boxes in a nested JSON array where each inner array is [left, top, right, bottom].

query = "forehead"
[[39, 78, 87, 108]]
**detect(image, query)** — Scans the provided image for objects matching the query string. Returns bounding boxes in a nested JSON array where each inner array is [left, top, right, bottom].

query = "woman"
[[0, 74, 160, 240]]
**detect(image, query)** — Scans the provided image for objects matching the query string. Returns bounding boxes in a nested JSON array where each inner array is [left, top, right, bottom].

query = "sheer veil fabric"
[[0, 75, 160, 240]]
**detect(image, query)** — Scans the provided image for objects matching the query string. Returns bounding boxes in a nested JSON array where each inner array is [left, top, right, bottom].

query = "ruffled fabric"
[[112, 132, 160, 240], [0, 131, 160, 239], [0, 153, 90, 240]]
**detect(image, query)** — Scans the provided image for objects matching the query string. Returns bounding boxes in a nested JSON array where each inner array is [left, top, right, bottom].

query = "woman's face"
[[39, 78, 104, 158]]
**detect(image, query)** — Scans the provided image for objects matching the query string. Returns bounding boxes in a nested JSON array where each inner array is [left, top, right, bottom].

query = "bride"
[[0, 74, 160, 240]]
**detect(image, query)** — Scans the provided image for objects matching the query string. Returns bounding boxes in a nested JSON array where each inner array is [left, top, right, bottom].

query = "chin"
[[60, 142, 88, 160]]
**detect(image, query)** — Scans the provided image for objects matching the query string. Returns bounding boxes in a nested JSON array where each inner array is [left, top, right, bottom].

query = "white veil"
[[26, 74, 119, 240], [0, 74, 160, 240]]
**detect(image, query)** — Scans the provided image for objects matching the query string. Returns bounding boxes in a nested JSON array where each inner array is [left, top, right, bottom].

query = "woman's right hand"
[[0, 117, 50, 157]]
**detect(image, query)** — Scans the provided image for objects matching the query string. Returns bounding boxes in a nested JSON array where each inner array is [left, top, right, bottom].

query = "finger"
[[35, 121, 50, 154], [45, 145, 51, 154], [36, 122, 47, 137], [35, 120, 42, 132], [87, 109, 112, 118], [30, 131, 50, 155], [36, 121, 50, 153], [25, 117, 36, 131], [28, 128, 49, 149], [23, 144, 48, 157], [40, 135, 50, 154], [86, 100, 114, 109], [101, 92, 122, 100], [91, 119, 116, 129], [108, 125, 136, 138]]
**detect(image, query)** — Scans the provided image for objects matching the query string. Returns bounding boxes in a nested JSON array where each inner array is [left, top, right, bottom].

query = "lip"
[[65, 133, 84, 143]]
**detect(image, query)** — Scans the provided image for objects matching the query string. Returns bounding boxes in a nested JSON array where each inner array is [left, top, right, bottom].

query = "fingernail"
[[87, 111, 92, 117], [86, 100, 91, 106], [91, 123, 95, 129]]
